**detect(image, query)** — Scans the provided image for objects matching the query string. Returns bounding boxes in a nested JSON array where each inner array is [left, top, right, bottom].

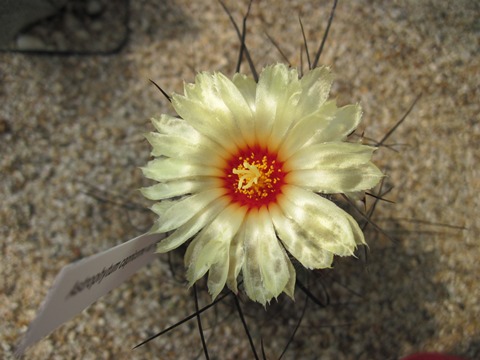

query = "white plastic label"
[[15, 232, 164, 356]]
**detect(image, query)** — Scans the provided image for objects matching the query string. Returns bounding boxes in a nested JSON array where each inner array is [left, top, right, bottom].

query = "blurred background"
[[1, 0, 479, 359]]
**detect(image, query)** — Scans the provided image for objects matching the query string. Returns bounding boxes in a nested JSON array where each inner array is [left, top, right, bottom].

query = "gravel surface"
[[1, 0, 479, 359]]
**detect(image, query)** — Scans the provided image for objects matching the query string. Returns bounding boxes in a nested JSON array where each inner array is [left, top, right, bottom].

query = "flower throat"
[[224, 146, 286, 208]]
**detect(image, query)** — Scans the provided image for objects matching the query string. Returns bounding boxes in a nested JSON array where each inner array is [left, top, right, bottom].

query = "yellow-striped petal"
[[280, 186, 358, 256], [155, 196, 230, 253], [284, 142, 377, 171], [184, 205, 248, 299], [153, 189, 226, 233], [270, 202, 335, 269], [141, 158, 222, 181], [242, 208, 291, 305], [286, 162, 384, 194], [140, 179, 220, 201]]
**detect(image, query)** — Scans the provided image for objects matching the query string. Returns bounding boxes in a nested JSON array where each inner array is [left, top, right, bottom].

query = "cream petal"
[[145, 132, 225, 166], [153, 189, 226, 233], [206, 259, 229, 300], [269, 203, 334, 269], [346, 212, 367, 246], [241, 210, 273, 305], [174, 71, 248, 150], [232, 73, 257, 111], [152, 114, 202, 143], [215, 73, 255, 148], [155, 196, 230, 253], [140, 178, 220, 200], [280, 186, 358, 256], [184, 205, 248, 299], [282, 255, 297, 300], [183, 71, 229, 106], [306, 103, 362, 145], [295, 66, 334, 118], [254, 64, 301, 147], [269, 66, 335, 155], [265, 66, 303, 151], [225, 221, 246, 294], [284, 142, 377, 171], [242, 207, 291, 305], [278, 100, 337, 159], [182, 71, 216, 103], [185, 238, 225, 286], [172, 95, 241, 153], [150, 200, 176, 217], [286, 162, 384, 194], [141, 158, 222, 181], [207, 206, 248, 299]]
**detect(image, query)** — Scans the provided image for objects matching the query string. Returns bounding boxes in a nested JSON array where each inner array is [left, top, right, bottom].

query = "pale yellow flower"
[[141, 63, 383, 305]]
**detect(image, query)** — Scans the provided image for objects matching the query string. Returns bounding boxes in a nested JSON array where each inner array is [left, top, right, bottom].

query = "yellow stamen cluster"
[[232, 154, 281, 201], [233, 160, 261, 189]]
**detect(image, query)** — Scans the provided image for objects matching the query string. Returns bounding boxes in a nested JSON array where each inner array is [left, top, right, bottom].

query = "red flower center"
[[222, 145, 286, 209]]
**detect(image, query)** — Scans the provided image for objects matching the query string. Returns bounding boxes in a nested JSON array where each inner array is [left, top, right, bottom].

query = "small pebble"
[[16, 35, 46, 50], [86, 0, 104, 16]]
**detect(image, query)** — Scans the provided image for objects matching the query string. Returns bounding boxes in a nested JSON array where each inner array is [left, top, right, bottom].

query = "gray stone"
[[0, 0, 67, 47]]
